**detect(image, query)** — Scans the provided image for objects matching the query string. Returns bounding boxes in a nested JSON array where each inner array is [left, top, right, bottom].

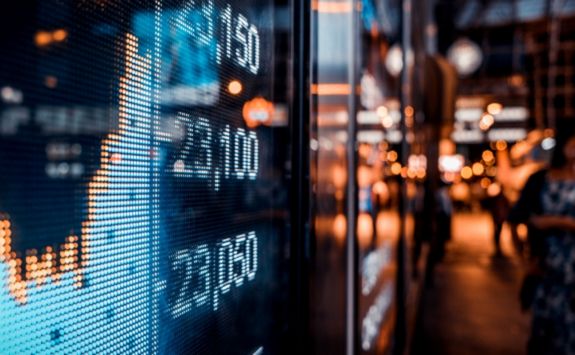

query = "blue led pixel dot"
[[50, 329, 62, 345], [106, 308, 115, 320]]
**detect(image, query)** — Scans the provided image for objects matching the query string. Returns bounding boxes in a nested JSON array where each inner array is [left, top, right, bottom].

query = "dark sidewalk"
[[413, 212, 530, 355]]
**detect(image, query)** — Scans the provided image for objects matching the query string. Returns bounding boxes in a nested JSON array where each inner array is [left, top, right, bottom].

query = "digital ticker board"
[[0, 0, 291, 353]]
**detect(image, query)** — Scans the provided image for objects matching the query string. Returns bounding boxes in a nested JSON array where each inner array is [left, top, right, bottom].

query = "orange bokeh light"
[[53, 29, 68, 42], [35, 31, 52, 46], [228, 80, 243, 95], [242, 97, 274, 128]]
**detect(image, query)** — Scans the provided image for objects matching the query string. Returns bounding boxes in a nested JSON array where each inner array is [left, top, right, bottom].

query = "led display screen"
[[0, 0, 292, 353]]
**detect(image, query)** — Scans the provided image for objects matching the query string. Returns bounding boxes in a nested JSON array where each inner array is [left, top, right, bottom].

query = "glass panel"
[[517, 0, 546, 21], [309, 0, 354, 353], [357, 1, 401, 353], [483, 1, 513, 26]]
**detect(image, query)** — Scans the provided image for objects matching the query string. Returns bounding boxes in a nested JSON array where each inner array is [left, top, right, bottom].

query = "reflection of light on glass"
[[442, 172, 456, 183], [381, 115, 393, 129], [361, 284, 393, 351], [311, 83, 351, 96], [472, 162, 484, 176], [358, 144, 371, 159], [387, 150, 398, 162], [0, 87, 23, 104], [517, 224, 528, 241], [408, 154, 427, 180], [45, 162, 83, 179], [457, 96, 485, 109], [44, 76, 58, 89], [488, 128, 527, 142], [376, 106, 388, 117], [487, 182, 501, 197], [404, 106, 414, 117], [416, 169, 426, 179], [333, 214, 347, 242], [451, 182, 470, 201], [332, 166, 347, 189], [509, 74, 524, 87], [376, 211, 400, 242], [311, 0, 353, 13], [440, 139, 456, 156], [227, 80, 243, 95], [242, 97, 274, 128], [360, 73, 383, 110], [482, 150, 495, 163], [455, 108, 483, 122], [310, 139, 319, 151], [358, 213, 373, 249], [385, 44, 403, 77], [452, 130, 484, 144], [35, 29, 68, 47], [461, 166, 473, 179], [447, 38, 483, 76], [35, 31, 52, 46], [479, 113, 494, 131], [71, 163, 84, 177], [439, 155, 464, 173], [58, 162, 70, 175], [495, 107, 528, 122], [541, 137, 556, 151], [372, 181, 389, 203], [495, 140, 507, 151], [400, 167, 408, 178], [486, 102, 502, 115], [358, 166, 372, 188], [390, 162, 402, 175], [361, 244, 391, 295], [52, 29, 68, 42], [173, 159, 185, 173], [406, 181, 418, 199], [378, 110, 394, 128]]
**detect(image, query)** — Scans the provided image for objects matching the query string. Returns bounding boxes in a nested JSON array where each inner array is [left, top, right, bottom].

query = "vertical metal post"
[[346, 0, 360, 354], [395, 0, 412, 353], [290, 0, 311, 351]]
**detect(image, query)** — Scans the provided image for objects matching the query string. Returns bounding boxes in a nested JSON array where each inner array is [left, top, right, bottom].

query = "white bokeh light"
[[447, 38, 483, 77]]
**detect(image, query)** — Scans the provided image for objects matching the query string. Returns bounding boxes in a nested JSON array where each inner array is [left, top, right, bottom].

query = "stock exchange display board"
[[0, 0, 292, 353]]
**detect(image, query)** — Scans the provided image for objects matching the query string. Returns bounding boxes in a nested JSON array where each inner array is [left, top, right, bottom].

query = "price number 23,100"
[[171, 112, 259, 191]]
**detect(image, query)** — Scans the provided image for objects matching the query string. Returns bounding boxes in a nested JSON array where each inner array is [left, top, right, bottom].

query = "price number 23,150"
[[176, 0, 261, 75]]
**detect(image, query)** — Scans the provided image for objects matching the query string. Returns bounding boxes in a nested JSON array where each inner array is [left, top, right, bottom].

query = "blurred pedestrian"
[[435, 183, 453, 260], [509, 128, 575, 355], [482, 182, 509, 256]]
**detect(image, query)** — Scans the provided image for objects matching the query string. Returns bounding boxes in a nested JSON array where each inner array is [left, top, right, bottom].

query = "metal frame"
[[289, 0, 311, 352], [346, 1, 361, 354]]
